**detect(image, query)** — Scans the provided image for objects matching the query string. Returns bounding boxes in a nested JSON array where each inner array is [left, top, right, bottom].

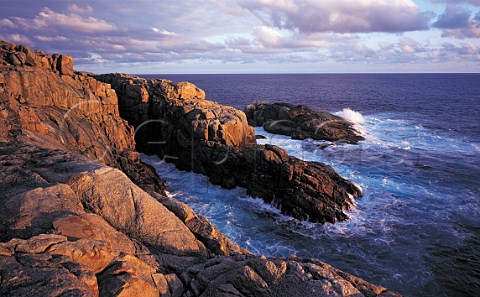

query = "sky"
[[0, 0, 479, 73]]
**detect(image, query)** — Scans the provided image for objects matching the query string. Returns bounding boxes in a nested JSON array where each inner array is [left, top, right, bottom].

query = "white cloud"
[[0, 0, 478, 73], [239, 0, 432, 33], [67, 4, 94, 15], [0, 33, 33, 45], [11, 7, 116, 33], [152, 27, 177, 36], [34, 35, 69, 42], [0, 18, 16, 28]]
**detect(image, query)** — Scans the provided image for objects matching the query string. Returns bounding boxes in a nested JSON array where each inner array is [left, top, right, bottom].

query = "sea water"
[[141, 74, 480, 297]]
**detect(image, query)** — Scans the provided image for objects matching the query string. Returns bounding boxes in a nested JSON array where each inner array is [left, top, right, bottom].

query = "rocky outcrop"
[[245, 102, 365, 144], [0, 41, 166, 195], [180, 255, 401, 297], [0, 143, 397, 297], [96, 73, 362, 223], [0, 142, 240, 296], [0, 41, 400, 297]]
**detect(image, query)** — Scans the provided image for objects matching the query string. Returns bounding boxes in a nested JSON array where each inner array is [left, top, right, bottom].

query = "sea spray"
[[337, 108, 365, 124], [336, 108, 366, 135]]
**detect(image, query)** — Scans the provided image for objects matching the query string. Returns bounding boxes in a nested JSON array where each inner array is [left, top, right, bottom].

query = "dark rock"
[[246, 102, 365, 144], [96, 73, 362, 223], [0, 41, 401, 297], [318, 142, 335, 150], [179, 255, 399, 297]]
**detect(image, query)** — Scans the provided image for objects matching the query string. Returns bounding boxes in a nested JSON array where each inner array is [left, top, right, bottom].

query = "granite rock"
[[245, 102, 365, 144]]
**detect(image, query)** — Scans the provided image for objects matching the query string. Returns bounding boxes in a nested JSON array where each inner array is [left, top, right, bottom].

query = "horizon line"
[[132, 72, 480, 76]]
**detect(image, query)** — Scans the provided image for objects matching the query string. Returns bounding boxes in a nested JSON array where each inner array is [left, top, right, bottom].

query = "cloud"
[[431, 0, 480, 6], [0, 18, 15, 28], [34, 35, 69, 42], [67, 4, 94, 15], [9, 7, 116, 33], [433, 7, 480, 38], [238, 0, 433, 33], [433, 6, 472, 28], [0, 33, 33, 45], [152, 27, 177, 36], [0, 0, 478, 72]]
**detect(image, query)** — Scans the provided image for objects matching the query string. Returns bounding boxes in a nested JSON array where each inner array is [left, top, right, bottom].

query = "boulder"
[[67, 167, 208, 256], [0, 234, 167, 297], [56, 54, 74, 75]]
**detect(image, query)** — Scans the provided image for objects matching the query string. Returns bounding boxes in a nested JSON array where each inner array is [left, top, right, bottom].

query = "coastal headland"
[[0, 41, 400, 297]]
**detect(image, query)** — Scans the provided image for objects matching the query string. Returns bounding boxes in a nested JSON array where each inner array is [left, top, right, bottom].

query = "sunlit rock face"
[[96, 73, 362, 224], [0, 41, 401, 297]]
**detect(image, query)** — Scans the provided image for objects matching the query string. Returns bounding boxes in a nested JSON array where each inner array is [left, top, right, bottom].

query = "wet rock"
[[95, 74, 362, 223], [245, 102, 365, 144]]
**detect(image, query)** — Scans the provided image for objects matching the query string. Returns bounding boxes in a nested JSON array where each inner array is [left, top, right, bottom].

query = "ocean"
[[140, 74, 480, 297]]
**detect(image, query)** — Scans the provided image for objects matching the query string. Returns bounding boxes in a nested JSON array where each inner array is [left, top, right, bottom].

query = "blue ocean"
[[141, 74, 480, 297]]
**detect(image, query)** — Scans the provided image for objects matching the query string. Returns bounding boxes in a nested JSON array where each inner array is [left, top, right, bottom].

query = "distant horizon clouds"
[[0, 0, 478, 73]]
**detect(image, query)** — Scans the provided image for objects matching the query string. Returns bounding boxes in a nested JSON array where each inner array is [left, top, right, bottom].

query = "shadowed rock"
[[96, 73, 362, 223], [245, 102, 365, 144]]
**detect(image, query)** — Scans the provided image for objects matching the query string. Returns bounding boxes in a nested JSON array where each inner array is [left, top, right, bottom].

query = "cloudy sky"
[[1, 0, 479, 73]]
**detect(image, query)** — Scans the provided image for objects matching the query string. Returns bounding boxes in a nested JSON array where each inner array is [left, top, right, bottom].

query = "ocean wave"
[[336, 108, 366, 135], [337, 108, 366, 124]]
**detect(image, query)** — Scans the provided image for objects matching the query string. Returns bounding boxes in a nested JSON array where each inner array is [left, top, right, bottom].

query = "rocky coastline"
[[245, 102, 365, 144], [95, 73, 362, 224], [0, 41, 400, 297]]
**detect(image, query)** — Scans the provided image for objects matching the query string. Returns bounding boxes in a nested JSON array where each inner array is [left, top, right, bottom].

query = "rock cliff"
[[0, 41, 400, 297], [245, 102, 364, 144], [96, 73, 362, 223]]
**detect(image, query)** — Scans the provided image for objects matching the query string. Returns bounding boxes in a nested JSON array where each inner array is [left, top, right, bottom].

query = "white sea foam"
[[338, 108, 365, 124], [336, 108, 366, 135], [351, 182, 363, 196]]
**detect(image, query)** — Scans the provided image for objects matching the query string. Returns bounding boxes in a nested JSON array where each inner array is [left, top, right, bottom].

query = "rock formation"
[[0, 40, 400, 296], [96, 73, 362, 223], [245, 102, 365, 144]]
